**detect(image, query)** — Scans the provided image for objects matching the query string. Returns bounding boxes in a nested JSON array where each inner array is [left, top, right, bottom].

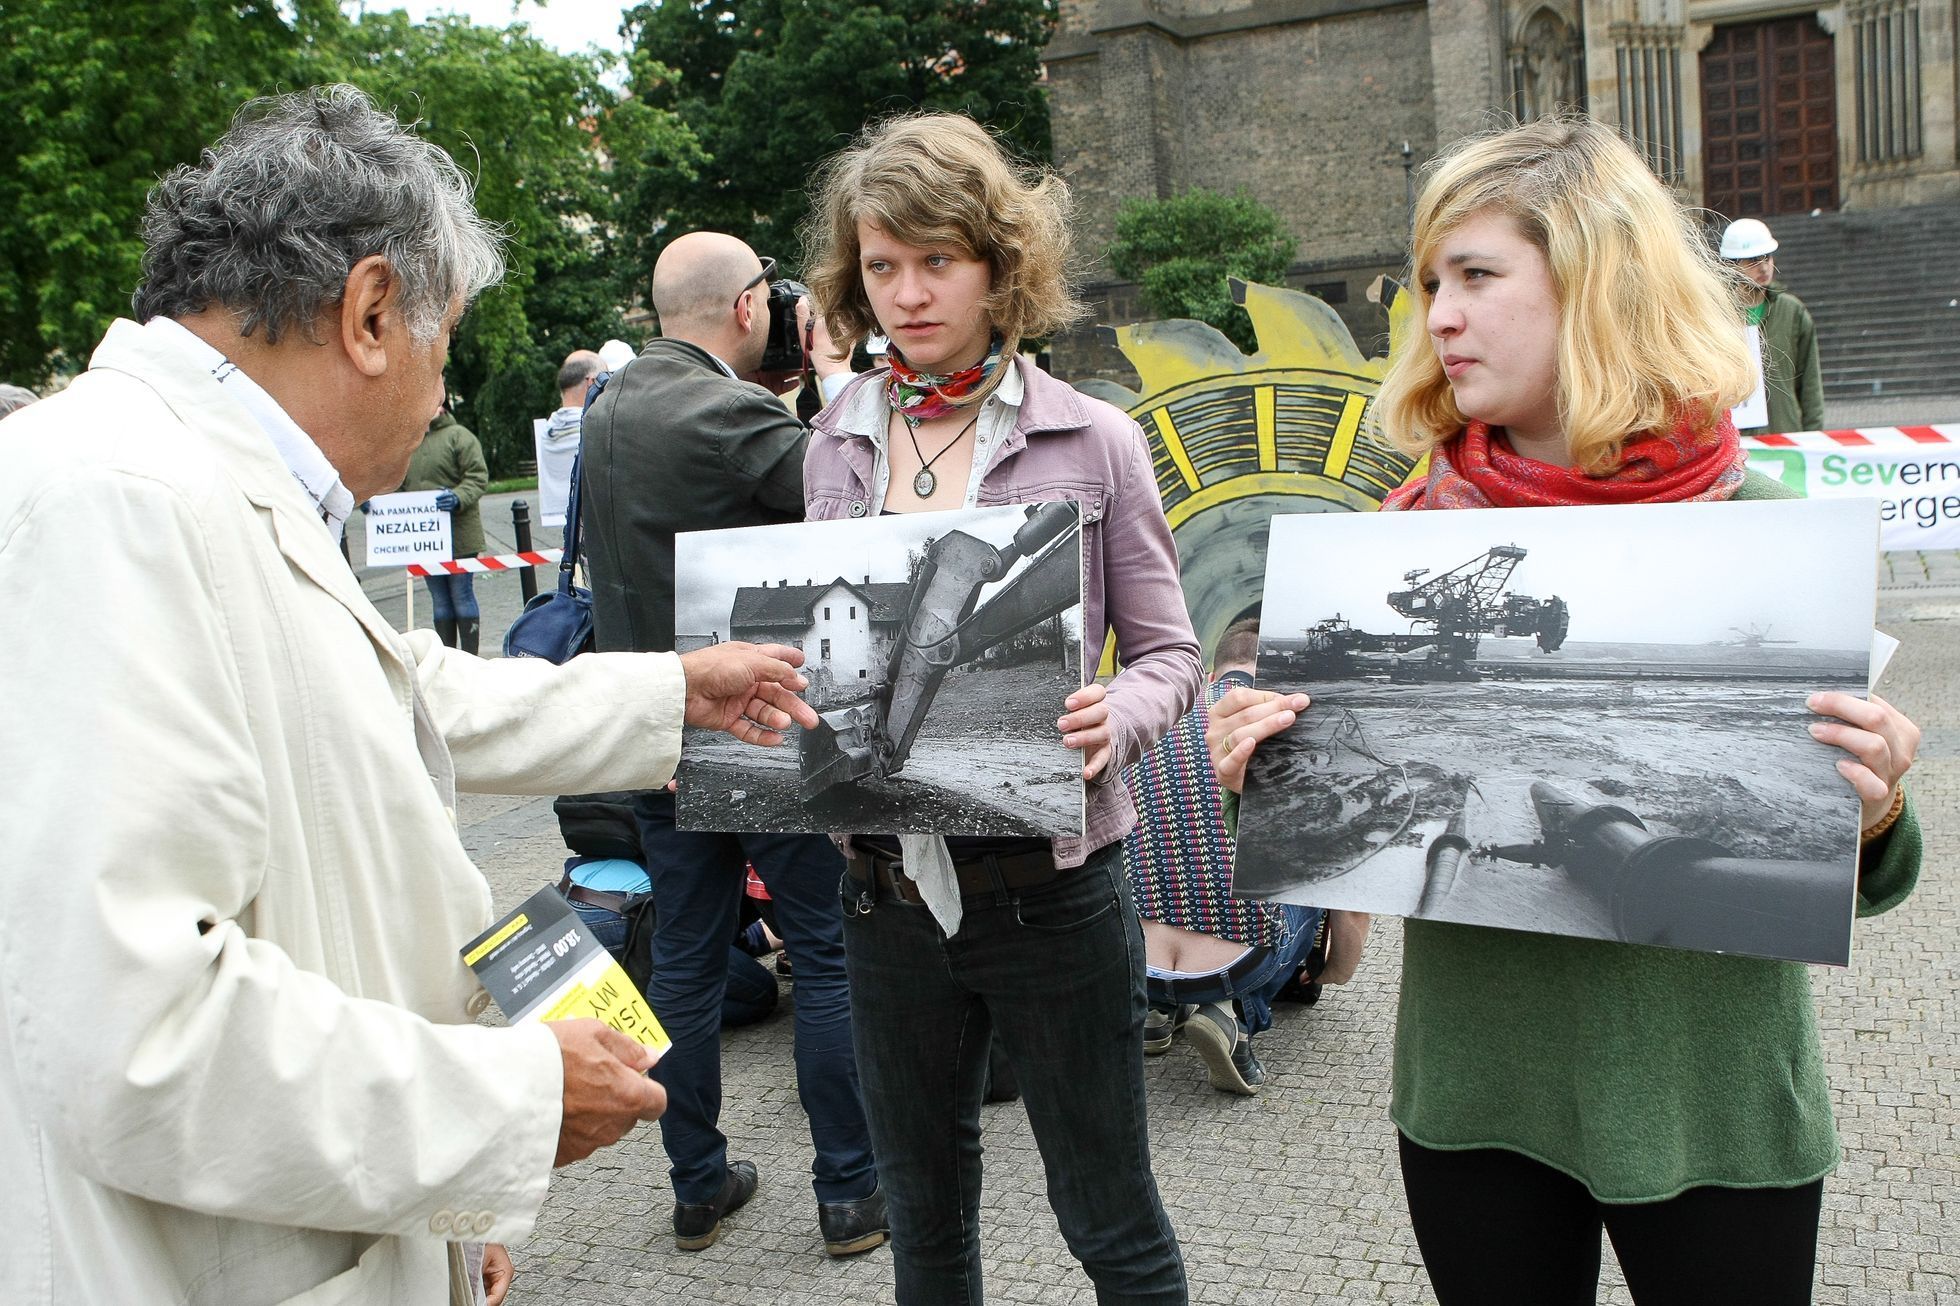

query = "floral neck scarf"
[[1385, 412, 1748, 511], [885, 337, 1005, 424]]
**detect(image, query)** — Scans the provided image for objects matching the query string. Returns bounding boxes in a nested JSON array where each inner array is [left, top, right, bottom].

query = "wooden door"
[[1701, 17, 1839, 217]]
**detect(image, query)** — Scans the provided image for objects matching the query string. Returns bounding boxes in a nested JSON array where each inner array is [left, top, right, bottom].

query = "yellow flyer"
[[461, 885, 671, 1057]]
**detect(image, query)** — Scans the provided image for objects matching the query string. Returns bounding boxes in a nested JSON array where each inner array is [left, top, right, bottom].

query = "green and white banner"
[[1743, 426, 1960, 552]]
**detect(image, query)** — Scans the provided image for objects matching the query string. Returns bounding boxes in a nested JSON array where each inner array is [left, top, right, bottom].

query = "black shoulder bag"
[[503, 371, 612, 662]]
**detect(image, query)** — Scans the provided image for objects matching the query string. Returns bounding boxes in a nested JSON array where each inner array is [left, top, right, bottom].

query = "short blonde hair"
[[804, 113, 1083, 377], [1374, 117, 1755, 475]]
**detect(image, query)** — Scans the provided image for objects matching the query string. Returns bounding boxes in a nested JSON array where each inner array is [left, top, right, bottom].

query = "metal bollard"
[[512, 499, 537, 603]]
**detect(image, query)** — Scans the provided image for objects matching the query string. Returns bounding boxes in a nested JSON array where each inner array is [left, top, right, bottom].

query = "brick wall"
[[1043, 0, 1430, 384]]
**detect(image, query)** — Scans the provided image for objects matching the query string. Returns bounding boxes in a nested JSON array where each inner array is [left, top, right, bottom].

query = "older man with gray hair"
[[0, 85, 820, 1306]]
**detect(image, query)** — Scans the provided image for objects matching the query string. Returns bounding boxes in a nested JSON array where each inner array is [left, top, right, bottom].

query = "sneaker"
[[1183, 1001, 1263, 1096], [818, 1185, 891, 1257], [1143, 1003, 1192, 1056], [673, 1159, 759, 1251]]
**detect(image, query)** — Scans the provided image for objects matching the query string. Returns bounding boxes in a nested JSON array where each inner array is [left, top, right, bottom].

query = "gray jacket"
[[581, 338, 806, 653]]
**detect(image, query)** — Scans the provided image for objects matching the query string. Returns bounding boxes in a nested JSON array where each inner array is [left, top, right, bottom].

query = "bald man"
[[539, 349, 603, 525], [575, 233, 884, 1258], [557, 349, 603, 410]]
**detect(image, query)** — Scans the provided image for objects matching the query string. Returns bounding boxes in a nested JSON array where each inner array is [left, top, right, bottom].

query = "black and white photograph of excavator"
[[1234, 498, 1878, 966], [673, 503, 1086, 837]]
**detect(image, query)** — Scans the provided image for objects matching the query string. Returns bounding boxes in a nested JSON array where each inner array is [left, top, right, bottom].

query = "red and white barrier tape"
[[1741, 424, 1960, 449], [407, 548, 563, 578]]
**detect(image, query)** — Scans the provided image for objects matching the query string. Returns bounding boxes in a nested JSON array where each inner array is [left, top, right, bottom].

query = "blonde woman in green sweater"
[[1209, 117, 1922, 1305]]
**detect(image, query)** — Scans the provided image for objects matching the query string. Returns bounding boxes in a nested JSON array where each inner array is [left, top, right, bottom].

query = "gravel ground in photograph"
[[1236, 674, 1867, 958], [679, 662, 1083, 836]]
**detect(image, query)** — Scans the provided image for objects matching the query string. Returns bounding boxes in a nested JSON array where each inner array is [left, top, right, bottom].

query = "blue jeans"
[[842, 843, 1187, 1305], [1146, 905, 1321, 1036], [423, 571, 478, 622], [630, 791, 874, 1206], [565, 897, 780, 1028]]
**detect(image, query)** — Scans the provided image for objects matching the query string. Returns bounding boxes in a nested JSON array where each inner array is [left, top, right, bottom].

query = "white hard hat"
[[1719, 218, 1778, 260]]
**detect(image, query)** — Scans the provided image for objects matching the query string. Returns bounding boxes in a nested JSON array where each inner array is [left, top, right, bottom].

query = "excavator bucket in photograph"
[[799, 702, 882, 800]]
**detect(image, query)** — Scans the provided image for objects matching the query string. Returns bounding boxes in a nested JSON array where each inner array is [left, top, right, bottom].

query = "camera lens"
[[760, 278, 811, 374]]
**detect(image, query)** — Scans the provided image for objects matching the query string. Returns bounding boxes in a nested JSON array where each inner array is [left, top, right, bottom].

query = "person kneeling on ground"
[[553, 790, 780, 1027], [1123, 617, 1370, 1095]]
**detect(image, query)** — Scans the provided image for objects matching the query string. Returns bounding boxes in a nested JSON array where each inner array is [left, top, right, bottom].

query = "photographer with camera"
[[577, 233, 885, 1259]]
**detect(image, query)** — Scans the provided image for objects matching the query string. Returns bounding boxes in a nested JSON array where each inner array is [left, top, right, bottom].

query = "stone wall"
[[1045, 0, 1431, 382], [1044, 0, 1960, 385]]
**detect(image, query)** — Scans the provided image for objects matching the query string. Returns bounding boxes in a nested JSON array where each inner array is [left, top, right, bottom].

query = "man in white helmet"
[[1721, 217, 1824, 435]]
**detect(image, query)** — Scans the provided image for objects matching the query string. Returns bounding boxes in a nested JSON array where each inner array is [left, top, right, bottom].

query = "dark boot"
[[433, 616, 459, 648], [818, 1184, 889, 1257], [673, 1159, 759, 1252], [457, 617, 480, 655]]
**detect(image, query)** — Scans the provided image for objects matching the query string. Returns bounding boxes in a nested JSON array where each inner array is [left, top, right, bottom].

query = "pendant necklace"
[[904, 410, 980, 498]]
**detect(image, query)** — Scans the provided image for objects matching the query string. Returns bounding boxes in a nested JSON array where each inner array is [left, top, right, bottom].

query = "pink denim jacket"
[[805, 356, 1203, 866]]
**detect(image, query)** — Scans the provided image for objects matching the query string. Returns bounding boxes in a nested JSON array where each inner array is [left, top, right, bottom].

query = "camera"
[[759, 277, 810, 374]]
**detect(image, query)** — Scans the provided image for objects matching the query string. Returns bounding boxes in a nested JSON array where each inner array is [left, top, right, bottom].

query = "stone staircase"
[[1765, 203, 1960, 408]]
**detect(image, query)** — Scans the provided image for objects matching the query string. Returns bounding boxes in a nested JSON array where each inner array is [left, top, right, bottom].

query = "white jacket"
[[0, 321, 688, 1304]]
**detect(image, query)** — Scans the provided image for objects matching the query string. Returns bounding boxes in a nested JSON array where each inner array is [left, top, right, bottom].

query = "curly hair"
[[133, 84, 504, 345], [803, 113, 1083, 372], [1373, 117, 1755, 475]]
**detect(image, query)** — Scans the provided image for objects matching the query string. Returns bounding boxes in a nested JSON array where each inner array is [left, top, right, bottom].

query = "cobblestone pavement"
[[447, 556, 1958, 1305]]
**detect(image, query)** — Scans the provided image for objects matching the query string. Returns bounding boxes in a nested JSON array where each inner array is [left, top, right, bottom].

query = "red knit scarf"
[[1384, 413, 1748, 511]]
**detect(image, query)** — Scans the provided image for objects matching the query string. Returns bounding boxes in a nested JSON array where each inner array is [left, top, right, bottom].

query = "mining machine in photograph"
[[1278, 544, 1570, 681]]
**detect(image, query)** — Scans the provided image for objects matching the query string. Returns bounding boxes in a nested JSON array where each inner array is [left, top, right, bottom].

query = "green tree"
[[0, 2, 702, 475], [1107, 190, 1299, 354], [316, 11, 702, 473], [621, 0, 1055, 274], [0, 0, 332, 382]]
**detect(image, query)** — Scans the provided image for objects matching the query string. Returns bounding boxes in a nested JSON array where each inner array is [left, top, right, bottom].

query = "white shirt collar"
[[146, 317, 358, 541], [834, 359, 1025, 513]]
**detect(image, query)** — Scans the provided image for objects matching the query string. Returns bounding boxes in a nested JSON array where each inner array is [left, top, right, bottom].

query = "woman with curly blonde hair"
[[803, 112, 1200, 1304], [1211, 117, 1922, 1304]]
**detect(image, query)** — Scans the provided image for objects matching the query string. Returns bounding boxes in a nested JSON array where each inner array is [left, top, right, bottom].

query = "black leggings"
[[1398, 1134, 1823, 1305]]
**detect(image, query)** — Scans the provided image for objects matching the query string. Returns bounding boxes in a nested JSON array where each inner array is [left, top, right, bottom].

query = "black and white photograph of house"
[[1234, 498, 1878, 966], [675, 503, 1087, 837]]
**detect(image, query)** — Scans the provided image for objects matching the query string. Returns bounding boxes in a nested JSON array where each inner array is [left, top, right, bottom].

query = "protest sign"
[[533, 416, 575, 528], [1234, 498, 1876, 967], [1743, 425, 1960, 551], [674, 504, 1086, 838], [1729, 324, 1769, 430], [363, 490, 452, 567]]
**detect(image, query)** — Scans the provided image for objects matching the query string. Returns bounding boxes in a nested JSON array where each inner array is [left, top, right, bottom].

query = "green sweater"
[[398, 413, 490, 557], [1230, 472, 1923, 1201]]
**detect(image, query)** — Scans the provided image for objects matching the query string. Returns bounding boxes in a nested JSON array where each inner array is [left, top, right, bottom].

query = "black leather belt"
[[1149, 943, 1276, 1006], [846, 846, 1069, 906], [556, 873, 631, 915]]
